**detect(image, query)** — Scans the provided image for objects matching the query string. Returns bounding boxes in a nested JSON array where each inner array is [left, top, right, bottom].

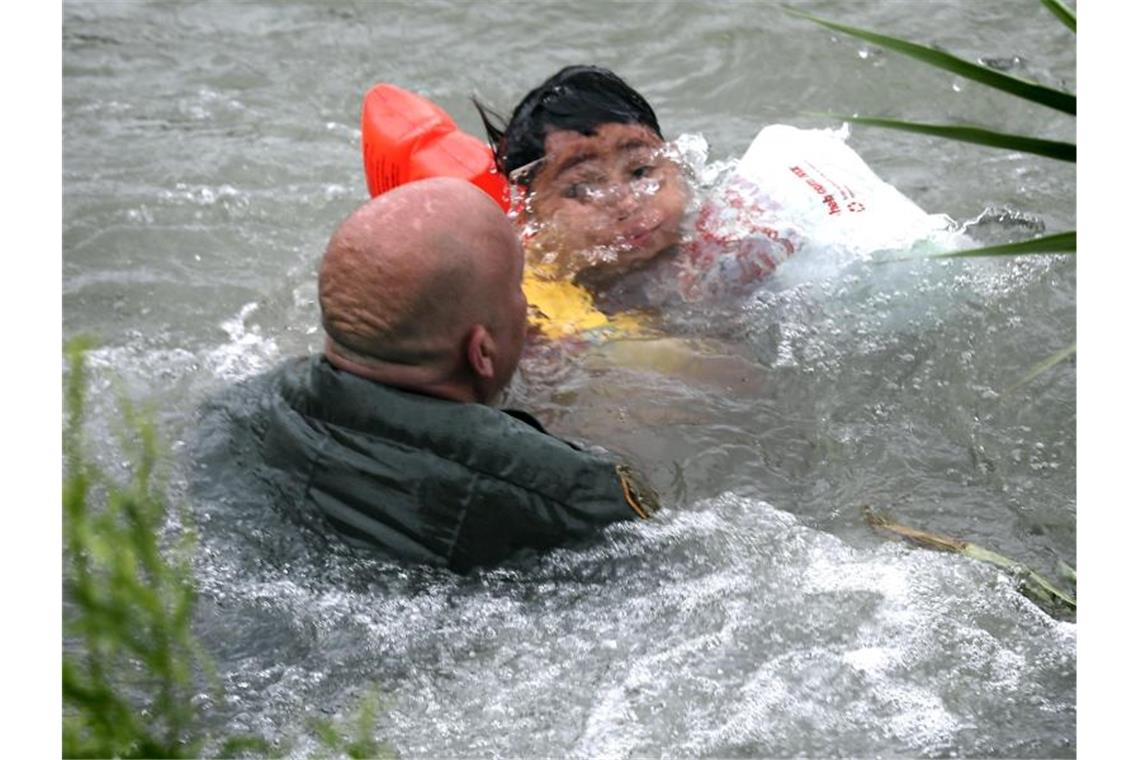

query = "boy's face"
[[521, 122, 689, 286]]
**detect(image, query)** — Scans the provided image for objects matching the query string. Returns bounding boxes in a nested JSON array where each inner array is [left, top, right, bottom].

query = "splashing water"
[[65, 1, 1075, 755]]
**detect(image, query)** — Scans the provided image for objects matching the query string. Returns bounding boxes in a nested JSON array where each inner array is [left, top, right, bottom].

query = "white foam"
[[205, 302, 281, 382]]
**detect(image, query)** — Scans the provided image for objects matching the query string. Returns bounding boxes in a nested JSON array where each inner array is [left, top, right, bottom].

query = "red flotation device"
[[361, 83, 510, 211]]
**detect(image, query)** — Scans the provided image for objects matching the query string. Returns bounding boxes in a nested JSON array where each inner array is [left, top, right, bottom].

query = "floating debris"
[[863, 505, 1075, 618]]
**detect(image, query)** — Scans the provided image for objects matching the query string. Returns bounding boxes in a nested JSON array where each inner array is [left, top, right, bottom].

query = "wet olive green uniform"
[[257, 356, 657, 571]]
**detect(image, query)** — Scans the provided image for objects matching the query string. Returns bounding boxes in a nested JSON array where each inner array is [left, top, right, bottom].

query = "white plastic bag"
[[734, 124, 957, 256]]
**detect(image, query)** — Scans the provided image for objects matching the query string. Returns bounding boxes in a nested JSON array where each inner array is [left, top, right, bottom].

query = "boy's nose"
[[611, 183, 640, 219]]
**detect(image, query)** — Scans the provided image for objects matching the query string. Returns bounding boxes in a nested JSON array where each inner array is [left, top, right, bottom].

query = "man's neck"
[[324, 345, 479, 404]]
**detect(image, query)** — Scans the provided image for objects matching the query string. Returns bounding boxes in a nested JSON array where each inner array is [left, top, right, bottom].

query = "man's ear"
[[465, 324, 496, 381]]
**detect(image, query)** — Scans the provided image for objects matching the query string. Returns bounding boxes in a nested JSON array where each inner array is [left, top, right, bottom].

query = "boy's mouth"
[[618, 221, 662, 250]]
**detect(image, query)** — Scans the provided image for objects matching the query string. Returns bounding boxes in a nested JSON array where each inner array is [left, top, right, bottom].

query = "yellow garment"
[[523, 266, 646, 341]]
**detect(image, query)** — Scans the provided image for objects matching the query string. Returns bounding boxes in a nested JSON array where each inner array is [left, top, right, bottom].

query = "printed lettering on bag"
[[788, 164, 865, 216]]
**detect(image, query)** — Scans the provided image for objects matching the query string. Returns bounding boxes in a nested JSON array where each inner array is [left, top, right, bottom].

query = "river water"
[[63, 1, 1076, 756]]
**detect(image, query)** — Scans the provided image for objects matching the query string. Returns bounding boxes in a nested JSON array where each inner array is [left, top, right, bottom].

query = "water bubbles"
[[207, 302, 281, 380], [191, 692, 215, 710], [323, 121, 359, 140], [979, 55, 1025, 73], [125, 206, 154, 224], [631, 177, 662, 199]]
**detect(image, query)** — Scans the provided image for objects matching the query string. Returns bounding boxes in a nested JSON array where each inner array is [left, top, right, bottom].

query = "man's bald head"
[[319, 178, 527, 402]]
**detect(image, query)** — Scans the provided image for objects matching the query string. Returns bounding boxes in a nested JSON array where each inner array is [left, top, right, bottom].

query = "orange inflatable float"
[[360, 83, 510, 211]]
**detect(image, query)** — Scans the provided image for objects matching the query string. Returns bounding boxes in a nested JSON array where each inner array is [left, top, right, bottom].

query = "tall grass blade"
[[842, 116, 1075, 162], [1041, 0, 1076, 33], [930, 231, 1075, 262], [876, 231, 1076, 262], [1003, 341, 1075, 395], [785, 8, 1076, 114]]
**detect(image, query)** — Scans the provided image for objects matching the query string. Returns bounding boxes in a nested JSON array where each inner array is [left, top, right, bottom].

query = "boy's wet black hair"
[[474, 65, 662, 185]]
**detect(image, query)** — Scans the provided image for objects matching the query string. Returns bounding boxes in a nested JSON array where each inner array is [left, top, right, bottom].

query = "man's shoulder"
[[264, 355, 567, 454]]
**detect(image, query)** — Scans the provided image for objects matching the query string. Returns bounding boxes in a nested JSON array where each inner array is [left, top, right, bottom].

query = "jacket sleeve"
[[445, 437, 660, 572]]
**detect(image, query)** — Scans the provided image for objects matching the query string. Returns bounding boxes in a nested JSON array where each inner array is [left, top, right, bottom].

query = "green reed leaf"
[[1041, 0, 1076, 33], [876, 231, 1076, 263], [786, 7, 1076, 114], [841, 116, 1075, 162], [932, 231, 1075, 259]]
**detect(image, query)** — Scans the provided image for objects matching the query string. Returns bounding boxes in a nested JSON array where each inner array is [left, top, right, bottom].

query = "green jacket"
[[260, 356, 657, 571]]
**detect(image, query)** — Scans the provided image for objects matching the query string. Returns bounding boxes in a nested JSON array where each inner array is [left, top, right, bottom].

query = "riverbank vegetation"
[[62, 341, 391, 758]]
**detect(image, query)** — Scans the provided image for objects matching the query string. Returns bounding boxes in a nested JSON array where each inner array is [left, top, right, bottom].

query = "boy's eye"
[[562, 180, 603, 201], [630, 164, 655, 180], [562, 183, 587, 200]]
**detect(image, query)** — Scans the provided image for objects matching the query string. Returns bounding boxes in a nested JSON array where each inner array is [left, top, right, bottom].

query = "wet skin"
[[523, 123, 690, 288], [489, 228, 530, 399]]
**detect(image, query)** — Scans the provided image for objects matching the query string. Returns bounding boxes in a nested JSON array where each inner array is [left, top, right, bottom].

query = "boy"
[[477, 65, 799, 329]]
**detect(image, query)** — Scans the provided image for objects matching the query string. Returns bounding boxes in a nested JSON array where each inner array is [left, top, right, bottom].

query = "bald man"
[[318, 178, 528, 404], [253, 178, 657, 571]]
